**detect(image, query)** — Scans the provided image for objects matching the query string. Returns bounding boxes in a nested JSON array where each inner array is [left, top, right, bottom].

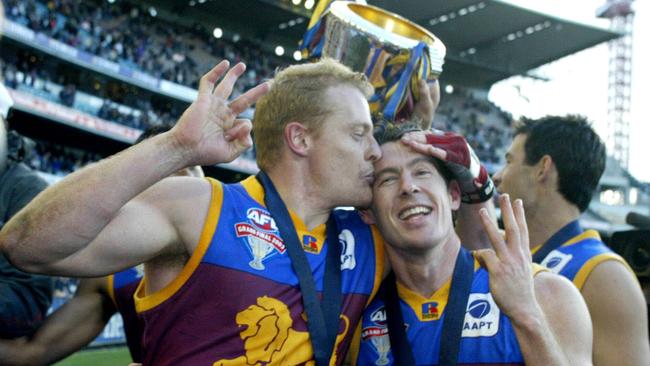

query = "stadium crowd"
[[26, 139, 102, 176], [2, 0, 512, 171], [4, 0, 278, 91]]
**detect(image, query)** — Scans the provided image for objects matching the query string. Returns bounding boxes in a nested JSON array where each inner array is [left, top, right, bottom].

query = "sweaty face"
[[309, 85, 380, 208], [370, 142, 460, 252], [493, 134, 537, 210]]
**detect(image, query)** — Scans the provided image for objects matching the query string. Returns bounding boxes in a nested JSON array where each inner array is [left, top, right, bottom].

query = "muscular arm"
[[514, 271, 593, 366], [581, 260, 650, 366], [0, 61, 268, 277], [0, 278, 115, 366], [0, 139, 205, 276]]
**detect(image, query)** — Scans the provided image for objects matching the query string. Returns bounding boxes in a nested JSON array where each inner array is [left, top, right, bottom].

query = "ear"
[[536, 155, 555, 183], [359, 208, 377, 225], [284, 122, 310, 157], [449, 180, 461, 210]]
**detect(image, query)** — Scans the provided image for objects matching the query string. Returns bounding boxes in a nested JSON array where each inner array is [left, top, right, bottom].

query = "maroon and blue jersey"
[[134, 177, 385, 365], [533, 220, 628, 289], [107, 266, 144, 362], [352, 260, 546, 366]]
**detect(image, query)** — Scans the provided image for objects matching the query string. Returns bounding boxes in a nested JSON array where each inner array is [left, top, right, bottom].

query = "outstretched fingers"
[[499, 194, 521, 253], [213, 62, 247, 100], [479, 207, 508, 257], [198, 60, 230, 96], [512, 199, 531, 256], [228, 81, 271, 116]]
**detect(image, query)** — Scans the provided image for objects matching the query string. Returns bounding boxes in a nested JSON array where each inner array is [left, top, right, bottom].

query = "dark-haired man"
[[352, 123, 592, 365], [493, 115, 650, 366]]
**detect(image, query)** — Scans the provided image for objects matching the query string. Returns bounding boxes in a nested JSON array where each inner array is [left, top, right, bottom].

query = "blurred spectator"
[[26, 139, 103, 176], [58, 83, 75, 107]]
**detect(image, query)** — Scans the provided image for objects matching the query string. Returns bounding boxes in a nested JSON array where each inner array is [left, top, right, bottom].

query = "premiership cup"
[[316, 1, 446, 121]]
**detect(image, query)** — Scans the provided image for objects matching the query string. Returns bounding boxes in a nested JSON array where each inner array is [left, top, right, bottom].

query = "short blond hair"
[[253, 58, 373, 171]]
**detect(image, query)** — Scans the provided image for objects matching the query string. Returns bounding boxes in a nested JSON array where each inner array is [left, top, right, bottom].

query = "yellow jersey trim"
[[241, 175, 265, 205], [397, 276, 452, 322], [532, 263, 549, 276], [348, 322, 363, 366], [563, 229, 601, 247], [134, 178, 223, 313], [368, 224, 385, 307], [106, 275, 116, 307], [573, 252, 627, 290], [531, 229, 602, 255], [241, 175, 327, 253]]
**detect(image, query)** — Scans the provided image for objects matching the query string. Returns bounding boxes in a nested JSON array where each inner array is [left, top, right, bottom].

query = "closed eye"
[[376, 176, 398, 187]]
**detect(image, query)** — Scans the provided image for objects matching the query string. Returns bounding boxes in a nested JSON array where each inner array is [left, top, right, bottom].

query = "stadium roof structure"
[[144, 0, 621, 89]]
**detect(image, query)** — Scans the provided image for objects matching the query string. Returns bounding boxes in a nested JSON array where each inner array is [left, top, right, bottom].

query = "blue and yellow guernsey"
[[106, 267, 144, 362], [533, 220, 627, 290], [133, 176, 385, 366], [352, 260, 546, 366]]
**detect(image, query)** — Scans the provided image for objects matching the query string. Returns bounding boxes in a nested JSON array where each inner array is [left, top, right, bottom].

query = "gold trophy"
[[303, 1, 446, 121]]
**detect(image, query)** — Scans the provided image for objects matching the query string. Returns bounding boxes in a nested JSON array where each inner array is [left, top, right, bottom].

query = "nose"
[[366, 137, 381, 163], [399, 175, 420, 196]]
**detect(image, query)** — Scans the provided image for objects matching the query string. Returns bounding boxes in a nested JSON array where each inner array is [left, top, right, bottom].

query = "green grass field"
[[53, 346, 132, 366]]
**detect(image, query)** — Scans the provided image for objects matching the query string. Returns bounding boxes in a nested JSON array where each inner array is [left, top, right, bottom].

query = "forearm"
[[0, 132, 189, 270], [0, 338, 43, 366], [512, 306, 572, 366], [22, 285, 113, 365]]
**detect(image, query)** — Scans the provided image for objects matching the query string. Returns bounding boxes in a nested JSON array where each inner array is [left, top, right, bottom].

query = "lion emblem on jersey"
[[213, 296, 349, 366]]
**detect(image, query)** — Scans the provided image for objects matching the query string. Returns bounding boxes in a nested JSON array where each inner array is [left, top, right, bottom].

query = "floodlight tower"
[[597, 0, 634, 169]]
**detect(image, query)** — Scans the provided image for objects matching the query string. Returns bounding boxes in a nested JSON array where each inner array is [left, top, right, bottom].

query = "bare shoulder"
[[581, 259, 641, 297], [532, 269, 570, 292], [533, 270, 583, 303], [532, 270, 593, 356], [580, 259, 646, 322]]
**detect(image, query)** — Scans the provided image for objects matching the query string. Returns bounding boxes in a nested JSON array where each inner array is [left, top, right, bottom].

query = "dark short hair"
[[135, 124, 173, 144], [374, 122, 455, 186], [514, 115, 606, 212]]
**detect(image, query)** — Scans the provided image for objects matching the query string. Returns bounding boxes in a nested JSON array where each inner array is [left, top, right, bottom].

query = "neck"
[[526, 193, 581, 248], [387, 235, 461, 298], [266, 167, 331, 230]]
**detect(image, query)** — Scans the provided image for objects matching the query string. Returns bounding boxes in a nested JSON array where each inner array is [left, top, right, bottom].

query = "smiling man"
[[352, 123, 593, 366]]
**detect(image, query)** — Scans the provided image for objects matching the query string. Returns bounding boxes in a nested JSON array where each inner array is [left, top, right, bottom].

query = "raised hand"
[[475, 194, 539, 322], [411, 79, 440, 129], [401, 129, 494, 203], [170, 61, 270, 166]]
